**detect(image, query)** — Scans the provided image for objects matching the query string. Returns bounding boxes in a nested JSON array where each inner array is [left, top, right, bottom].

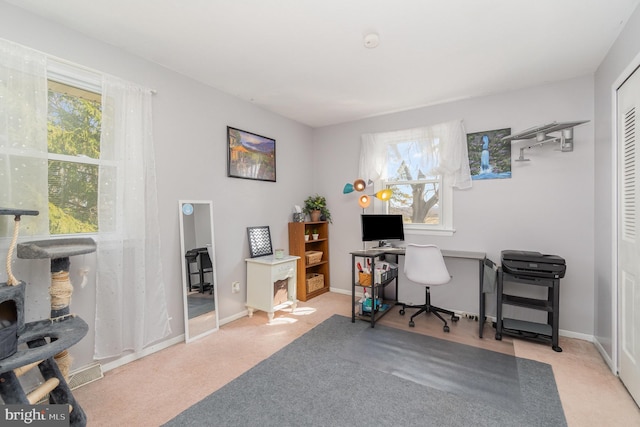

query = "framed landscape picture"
[[466, 128, 512, 180], [227, 126, 276, 182]]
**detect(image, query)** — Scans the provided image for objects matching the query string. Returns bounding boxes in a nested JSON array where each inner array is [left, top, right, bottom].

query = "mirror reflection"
[[179, 200, 219, 342]]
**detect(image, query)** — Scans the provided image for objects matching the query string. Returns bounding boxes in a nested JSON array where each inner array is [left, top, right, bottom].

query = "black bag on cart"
[[501, 250, 566, 279]]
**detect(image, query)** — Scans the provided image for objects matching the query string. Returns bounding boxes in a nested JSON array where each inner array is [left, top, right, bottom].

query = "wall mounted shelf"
[[502, 120, 589, 161]]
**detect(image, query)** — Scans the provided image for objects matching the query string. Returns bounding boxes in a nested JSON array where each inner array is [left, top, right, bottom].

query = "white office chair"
[[399, 244, 459, 332]]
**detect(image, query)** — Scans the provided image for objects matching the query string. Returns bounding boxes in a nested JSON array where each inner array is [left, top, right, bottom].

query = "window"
[[1, 39, 170, 357], [384, 140, 443, 226], [360, 120, 470, 236], [47, 69, 102, 234]]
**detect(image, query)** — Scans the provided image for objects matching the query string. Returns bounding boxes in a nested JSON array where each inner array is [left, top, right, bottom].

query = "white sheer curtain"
[[359, 119, 472, 191], [0, 38, 49, 240], [94, 76, 171, 359], [0, 38, 170, 358]]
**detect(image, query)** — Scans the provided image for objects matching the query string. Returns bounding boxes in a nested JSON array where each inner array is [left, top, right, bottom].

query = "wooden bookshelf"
[[288, 221, 330, 301]]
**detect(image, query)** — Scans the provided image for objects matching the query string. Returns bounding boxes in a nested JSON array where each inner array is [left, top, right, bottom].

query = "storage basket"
[[376, 267, 398, 284], [305, 251, 323, 264], [305, 273, 324, 293], [358, 272, 371, 287]]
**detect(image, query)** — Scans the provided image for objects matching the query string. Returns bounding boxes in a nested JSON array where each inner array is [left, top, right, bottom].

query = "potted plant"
[[312, 228, 319, 240], [303, 194, 332, 223], [304, 229, 310, 241]]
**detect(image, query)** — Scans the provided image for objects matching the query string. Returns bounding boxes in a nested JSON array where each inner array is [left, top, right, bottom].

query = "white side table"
[[245, 255, 300, 322]]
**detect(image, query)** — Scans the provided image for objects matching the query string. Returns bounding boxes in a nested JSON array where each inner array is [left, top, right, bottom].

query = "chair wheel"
[[451, 315, 459, 322], [443, 325, 450, 333], [409, 320, 415, 327], [399, 309, 405, 315]]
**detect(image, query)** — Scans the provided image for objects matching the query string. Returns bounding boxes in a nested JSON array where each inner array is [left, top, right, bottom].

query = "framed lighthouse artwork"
[[466, 128, 512, 180]]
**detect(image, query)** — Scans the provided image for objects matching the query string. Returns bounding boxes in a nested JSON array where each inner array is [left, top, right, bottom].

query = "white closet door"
[[618, 65, 640, 407]]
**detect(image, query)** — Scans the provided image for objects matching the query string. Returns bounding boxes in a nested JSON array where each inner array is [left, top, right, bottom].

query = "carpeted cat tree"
[[0, 207, 94, 426]]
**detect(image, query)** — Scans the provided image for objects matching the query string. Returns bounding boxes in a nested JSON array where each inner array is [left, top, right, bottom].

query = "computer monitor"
[[361, 214, 405, 246]]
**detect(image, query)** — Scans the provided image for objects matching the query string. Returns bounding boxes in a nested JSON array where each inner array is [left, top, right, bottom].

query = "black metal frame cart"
[[350, 250, 398, 328], [495, 267, 562, 352]]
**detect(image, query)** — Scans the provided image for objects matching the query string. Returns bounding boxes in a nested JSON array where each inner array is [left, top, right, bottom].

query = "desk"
[[350, 248, 487, 334]]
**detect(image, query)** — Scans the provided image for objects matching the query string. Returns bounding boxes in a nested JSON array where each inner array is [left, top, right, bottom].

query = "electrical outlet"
[[232, 281, 240, 293]]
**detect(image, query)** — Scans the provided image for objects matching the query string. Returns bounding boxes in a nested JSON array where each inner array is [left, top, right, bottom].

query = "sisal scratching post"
[[5, 216, 21, 286], [50, 268, 74, 380], [50, 270, 74, 315], [54, 350, 72, 380]]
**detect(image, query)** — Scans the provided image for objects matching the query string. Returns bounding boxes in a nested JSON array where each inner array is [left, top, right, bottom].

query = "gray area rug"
[[164, 315, 566, 427]]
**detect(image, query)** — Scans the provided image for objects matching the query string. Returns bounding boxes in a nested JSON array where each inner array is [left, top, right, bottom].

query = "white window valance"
[[359, 119, 472, 190]]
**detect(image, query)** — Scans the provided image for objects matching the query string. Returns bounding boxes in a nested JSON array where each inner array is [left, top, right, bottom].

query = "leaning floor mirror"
[[179, 200, 219, 342]]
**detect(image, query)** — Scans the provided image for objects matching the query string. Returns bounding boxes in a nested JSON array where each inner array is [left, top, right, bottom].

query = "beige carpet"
[[73, 292, 640, 426]]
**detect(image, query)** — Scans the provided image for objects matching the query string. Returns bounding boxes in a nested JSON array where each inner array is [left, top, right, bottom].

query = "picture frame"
[[466, 128, 512, 180], [227, 126, 276, 182]]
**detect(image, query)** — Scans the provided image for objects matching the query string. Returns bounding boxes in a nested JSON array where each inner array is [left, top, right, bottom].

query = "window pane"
[[47, 80, 101, 234], [387, 182, 440, 225], [48, 160, 98, 234], [48, 81, 101, 158]]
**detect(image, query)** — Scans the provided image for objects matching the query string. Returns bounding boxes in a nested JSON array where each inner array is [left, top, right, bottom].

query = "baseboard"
[[100, 310, 248, 373], [101, 334, 184, 373], [100, 292, 599, 376], [220, 310, 248, 326], [593, 338, 617, 375], [558, 329, 594, 342], [329, 287, 350, 296]]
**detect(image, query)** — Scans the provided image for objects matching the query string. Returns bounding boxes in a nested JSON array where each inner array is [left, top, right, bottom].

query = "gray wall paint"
[[0, 2, 314, 370], [593, 5, 640, 364], [314, 75, 595, 336], [2, 0, 637, 373]]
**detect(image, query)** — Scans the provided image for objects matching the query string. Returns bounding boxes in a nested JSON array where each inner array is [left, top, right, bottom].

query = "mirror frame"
[[179, 199, 220, 342]]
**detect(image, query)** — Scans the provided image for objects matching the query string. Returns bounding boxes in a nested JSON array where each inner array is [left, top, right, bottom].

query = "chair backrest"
[[404, 244, 451, 286]]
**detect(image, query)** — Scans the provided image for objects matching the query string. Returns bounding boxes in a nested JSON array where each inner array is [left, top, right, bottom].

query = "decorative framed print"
[[227, 126, 276, 182], [467, 128, 512, 180]]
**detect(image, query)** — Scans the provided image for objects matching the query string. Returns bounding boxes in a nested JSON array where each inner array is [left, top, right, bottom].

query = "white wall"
[[3, 0, 630, 373], [593, 5, 640, 365], [314, 75, 595, 337], [0, 2, 314, 370]]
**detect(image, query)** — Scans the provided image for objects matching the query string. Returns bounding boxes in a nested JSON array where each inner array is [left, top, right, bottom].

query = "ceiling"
[[6, 0, 640, 128]]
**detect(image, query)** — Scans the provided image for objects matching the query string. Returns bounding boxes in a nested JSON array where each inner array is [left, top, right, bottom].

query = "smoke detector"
[[363, 33, 379, 49]]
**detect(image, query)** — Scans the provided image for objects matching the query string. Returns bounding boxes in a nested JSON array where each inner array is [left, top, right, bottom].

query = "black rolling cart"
[[350, 249, 398, 328], [494, 250, 566, 352]]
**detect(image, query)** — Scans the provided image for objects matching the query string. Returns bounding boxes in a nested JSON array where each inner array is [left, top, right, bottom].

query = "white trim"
[[219, 310, 249, 326], [594, 338, 617, 375], [609, 49, 640, 376], [48, 152, 100, 165], [102, 309, 251, 373], [404, 226, 456, 237], [101, 334, 184, 373], [47, 59, 101, 93], [610, 70, 620, 375], [329, 288, 351, 296], [558, 329, 594, 342]]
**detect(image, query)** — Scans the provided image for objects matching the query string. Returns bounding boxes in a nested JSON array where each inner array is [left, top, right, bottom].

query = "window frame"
[[46, 60, 103, 236], [381, 174, 454, 236]]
